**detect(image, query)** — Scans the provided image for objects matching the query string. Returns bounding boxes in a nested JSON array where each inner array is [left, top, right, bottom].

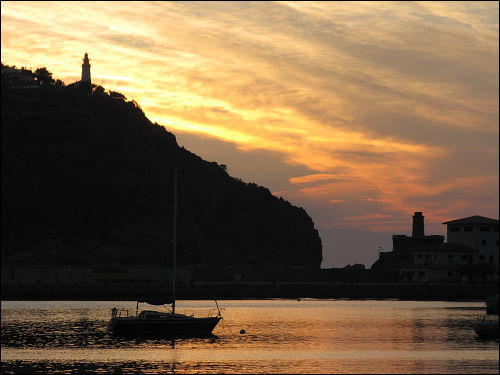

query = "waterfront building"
[[443, 216, 498, 265], [372, 212, 499, 283]]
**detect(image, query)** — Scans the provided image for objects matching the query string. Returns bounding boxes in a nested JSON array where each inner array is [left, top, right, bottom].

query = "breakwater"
[[2, 264, 496, 301]]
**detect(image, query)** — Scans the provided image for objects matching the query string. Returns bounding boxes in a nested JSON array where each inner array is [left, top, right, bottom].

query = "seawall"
[[1, 281, 494, 301], [2, 264, 496, 301]]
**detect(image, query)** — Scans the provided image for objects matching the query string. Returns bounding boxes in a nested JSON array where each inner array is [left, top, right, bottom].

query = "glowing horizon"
[[2, 1, 498, 267]]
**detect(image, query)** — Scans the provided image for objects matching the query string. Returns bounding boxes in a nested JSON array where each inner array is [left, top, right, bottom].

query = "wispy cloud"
[[2, 1, 497, 252]]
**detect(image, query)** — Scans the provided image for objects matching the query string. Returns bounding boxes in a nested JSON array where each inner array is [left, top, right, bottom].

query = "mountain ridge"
[[1, 65, 323, 268]]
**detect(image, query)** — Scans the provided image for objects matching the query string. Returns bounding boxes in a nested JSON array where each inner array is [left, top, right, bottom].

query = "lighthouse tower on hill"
[[66, 53, 92, 91], [81, 53, 91, 84]]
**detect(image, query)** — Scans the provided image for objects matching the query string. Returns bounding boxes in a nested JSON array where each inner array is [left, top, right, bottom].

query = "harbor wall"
[[1, 281, 495, 301], [1, 265, 496, 300]]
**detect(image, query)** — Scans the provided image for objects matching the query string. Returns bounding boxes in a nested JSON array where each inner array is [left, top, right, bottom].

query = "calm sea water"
[[1, 299, 498, 374]]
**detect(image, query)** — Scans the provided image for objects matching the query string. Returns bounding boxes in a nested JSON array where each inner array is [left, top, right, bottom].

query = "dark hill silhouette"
[[1, 65, 322, 268]]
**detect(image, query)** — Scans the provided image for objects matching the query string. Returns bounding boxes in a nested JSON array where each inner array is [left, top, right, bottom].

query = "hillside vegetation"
[[1, 66, 322, 268]]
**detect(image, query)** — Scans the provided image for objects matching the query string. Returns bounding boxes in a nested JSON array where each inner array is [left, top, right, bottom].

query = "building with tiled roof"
[[443, 216, 499, 225]]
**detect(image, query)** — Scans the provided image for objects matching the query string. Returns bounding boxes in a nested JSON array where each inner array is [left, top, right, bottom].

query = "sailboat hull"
[[474, 319, 499, 338], [108, 316, 221, 337]]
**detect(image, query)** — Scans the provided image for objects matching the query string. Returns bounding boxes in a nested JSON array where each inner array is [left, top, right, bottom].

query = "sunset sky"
[[2, 1, 498, 268]]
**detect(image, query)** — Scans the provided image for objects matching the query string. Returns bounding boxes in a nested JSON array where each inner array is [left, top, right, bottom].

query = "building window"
[[494, 226, 499, 232], [479, 255, 485, 263], [464, 226, 473, 232], [496, 240, 499, 247], [450, 226, 460, 232], [448, 271, 453, 278], [481, 240, 487, 247], [480, 226, 490, 232], [461, 255, 467, 261], [417, 254, 423, 259], [418, 271, 425, 277], [489, 255, 494, 264], [448, 254, 453, 264]]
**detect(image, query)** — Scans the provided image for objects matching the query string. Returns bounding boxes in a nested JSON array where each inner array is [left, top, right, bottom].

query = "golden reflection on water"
[[1, 300, 498, 374]]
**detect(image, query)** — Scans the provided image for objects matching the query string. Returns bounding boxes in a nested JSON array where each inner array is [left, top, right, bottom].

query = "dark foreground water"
[[1, 300, 498, 374]]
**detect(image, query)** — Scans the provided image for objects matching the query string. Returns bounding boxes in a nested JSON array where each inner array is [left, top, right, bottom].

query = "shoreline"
[[0, 297, 487, 302], [2, 281, 495, 301]]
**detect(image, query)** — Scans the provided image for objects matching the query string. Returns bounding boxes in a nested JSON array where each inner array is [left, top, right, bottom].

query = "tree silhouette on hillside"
[[1, 66, 323, 268]]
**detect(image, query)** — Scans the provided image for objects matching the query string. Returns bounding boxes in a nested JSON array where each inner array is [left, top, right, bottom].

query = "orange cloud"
[[289, 174, 344, 185], [1, 1, 497, 241]]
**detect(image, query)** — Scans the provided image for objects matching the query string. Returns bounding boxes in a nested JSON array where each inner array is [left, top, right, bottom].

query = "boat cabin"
[[137, 310, 194, 320]]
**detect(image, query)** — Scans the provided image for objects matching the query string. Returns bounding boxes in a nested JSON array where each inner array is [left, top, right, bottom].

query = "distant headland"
[[1, 58, 322, 273]]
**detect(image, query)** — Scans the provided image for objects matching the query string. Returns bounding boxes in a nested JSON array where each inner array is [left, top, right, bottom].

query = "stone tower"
[[412, 212, 425, 238], [81, 53, 91, 83]]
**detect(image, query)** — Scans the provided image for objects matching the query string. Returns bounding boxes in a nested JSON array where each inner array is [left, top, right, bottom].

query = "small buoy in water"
[[297, 298, 301, 301], [240, 329, 246, 334]]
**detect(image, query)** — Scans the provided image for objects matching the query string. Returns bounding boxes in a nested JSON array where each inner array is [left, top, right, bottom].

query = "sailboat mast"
[[172, 169, 177, 315]]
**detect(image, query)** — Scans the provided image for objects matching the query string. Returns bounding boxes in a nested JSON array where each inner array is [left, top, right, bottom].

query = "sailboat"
[[473, 294, 499, 339], [108, 169, 222, 337]]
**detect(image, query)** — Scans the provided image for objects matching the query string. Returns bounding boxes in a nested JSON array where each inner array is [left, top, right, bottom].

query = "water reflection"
[[2, 358, 499, 374], [1, 317, 222, 350], [1, 300, 498, 374]]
